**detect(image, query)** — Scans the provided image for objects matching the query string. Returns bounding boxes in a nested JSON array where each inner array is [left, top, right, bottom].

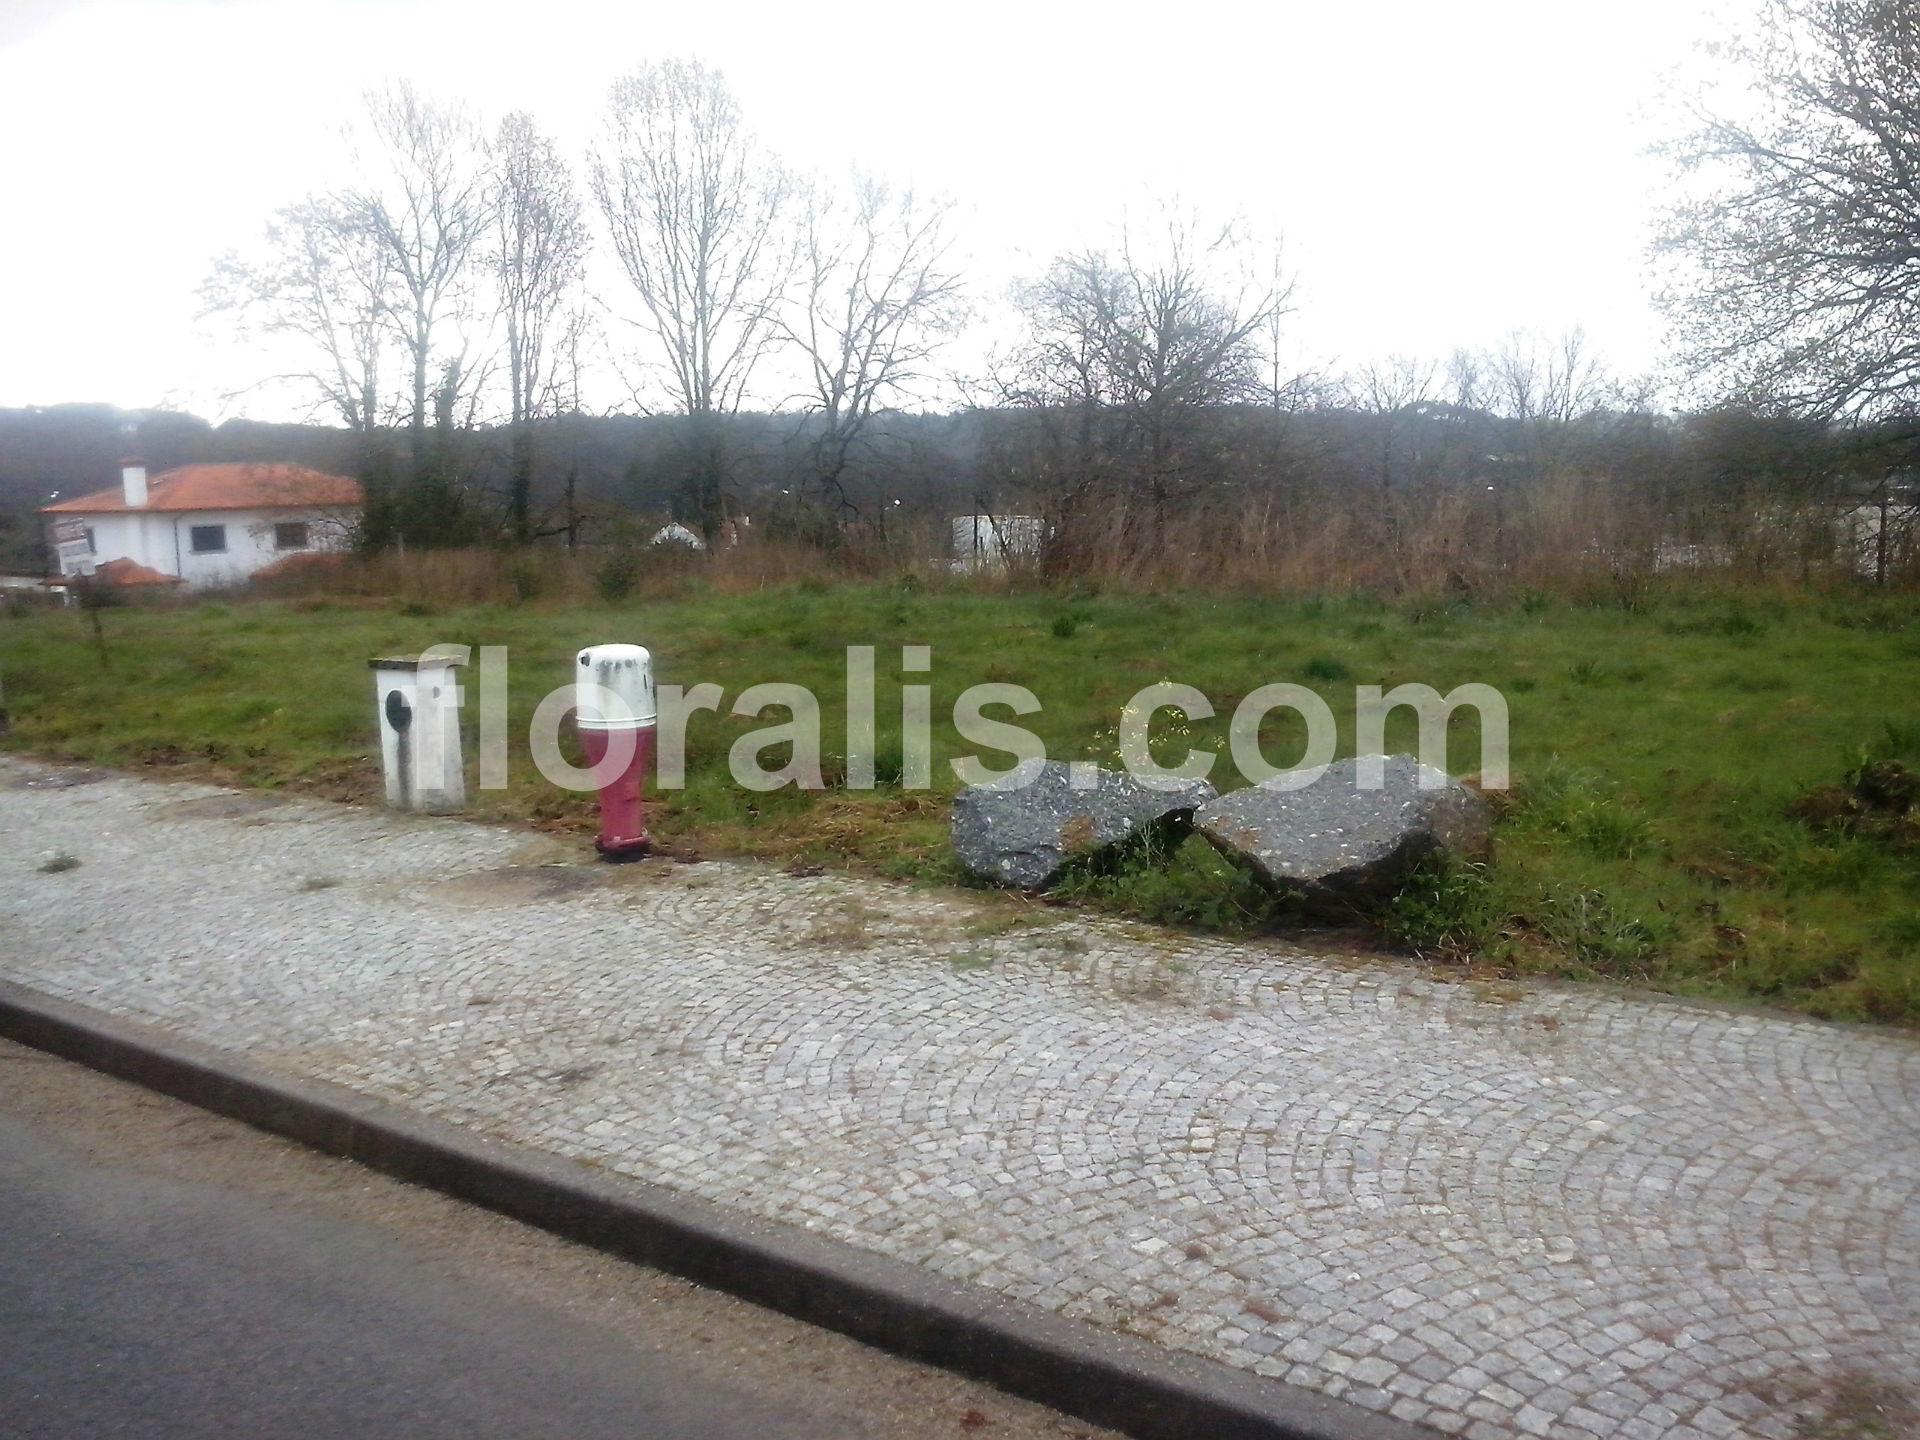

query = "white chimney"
[[121, 458, 147, 508]]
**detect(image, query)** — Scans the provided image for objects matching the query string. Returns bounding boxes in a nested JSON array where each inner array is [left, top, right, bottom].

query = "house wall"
[[54, 507, 356, 588]]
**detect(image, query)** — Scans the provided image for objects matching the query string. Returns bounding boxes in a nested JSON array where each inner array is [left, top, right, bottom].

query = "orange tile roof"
[[251, 551, 349, 583], [42, 463, 363, 515], [48, 557, 182, 588]]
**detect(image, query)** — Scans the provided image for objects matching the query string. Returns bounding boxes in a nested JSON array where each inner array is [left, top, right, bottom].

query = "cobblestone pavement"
[[3, 757, 1917, 1440]]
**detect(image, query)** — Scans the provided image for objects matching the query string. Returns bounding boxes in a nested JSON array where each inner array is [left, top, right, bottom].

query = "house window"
[[274, 522, 310, 551], [189, 524, 227, 554]]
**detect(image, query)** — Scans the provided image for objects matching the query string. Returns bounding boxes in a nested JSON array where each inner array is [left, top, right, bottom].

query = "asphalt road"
[[0, 1039, 1107, 1440]]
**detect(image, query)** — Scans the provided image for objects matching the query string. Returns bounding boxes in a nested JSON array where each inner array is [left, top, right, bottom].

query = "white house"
[[43, 460, 362, 589]]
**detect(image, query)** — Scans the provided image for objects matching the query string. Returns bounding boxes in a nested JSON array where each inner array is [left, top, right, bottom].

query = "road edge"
[[0, 979, 1433, 1440]]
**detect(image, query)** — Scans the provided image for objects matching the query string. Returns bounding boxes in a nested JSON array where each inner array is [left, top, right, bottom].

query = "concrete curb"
[[0, 980, 1433, 1440]]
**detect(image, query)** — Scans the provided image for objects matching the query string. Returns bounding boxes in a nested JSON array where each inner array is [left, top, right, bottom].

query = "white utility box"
[[371, 653, 467, 812]]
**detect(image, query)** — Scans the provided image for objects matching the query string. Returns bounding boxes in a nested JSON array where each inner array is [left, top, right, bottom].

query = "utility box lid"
[[576, 643, 656, 728], [370, 654, 465, 673]]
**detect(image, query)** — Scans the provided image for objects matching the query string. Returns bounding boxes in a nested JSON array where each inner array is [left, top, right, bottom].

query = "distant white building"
[[42, 460, 362, 590], [649, 522, 705, 550]]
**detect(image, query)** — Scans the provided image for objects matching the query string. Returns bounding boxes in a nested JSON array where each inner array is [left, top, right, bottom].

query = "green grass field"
[[4, 581, 1917, 1022]]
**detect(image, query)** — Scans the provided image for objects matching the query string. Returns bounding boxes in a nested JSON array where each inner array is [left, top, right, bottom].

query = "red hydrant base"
[[579, 725, 655, 861]]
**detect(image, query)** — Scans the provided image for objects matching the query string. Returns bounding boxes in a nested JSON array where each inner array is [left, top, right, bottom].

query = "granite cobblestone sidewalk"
[[2, 756, 1916, 1439]]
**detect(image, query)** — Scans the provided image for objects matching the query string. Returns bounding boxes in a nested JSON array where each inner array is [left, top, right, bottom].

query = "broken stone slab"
[[1195, 754, 1491, 906], [951, 761, 1216, 890]]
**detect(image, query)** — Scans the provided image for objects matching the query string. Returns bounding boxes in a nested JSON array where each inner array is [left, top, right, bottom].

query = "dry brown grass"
[[239, 477, 1915, 610], [249, 533, 949, 609], [1040, 478, 1917, 598]]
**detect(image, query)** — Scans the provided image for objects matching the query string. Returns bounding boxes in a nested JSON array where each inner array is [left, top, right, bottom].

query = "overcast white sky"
[[0, 0, 1731, 422]]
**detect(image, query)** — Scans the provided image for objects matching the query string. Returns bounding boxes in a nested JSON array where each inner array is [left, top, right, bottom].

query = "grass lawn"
[[3, 580, 1917, 1023]]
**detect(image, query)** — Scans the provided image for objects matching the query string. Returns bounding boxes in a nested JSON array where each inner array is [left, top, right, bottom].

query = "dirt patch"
[[1744, 1368, 1920, 1438], [430, 865, 613, 907], [0, 766, 113, 791], [801, 897, 891, 950], [1468, 980, 1528, 1006], [1792, 761, 1920, 851], [504, 836, 588, 868], [148, 793, 293, 822]]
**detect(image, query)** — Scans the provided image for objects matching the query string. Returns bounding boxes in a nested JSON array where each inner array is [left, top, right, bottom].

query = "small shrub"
[[73, 579, 127, 611], [1880, 910, 1920, 948], [1825, 599, 1909, 633], [869, 738, 906, 788], [1380, 856, 1501, 959], [1050, 614, 1079, 639], [595, 548, 640, 604], [1793, 743, 1920, 855], [1051, 831, 1283, 933], [1746, 817, 1892, 891], [1537, 885, 1660, 973], [1302, 655, 1350, 682], [1731, 932, 1864, 1003], [1877, 717, 1920, 763], [508, 556, 547, 603], [1561, 796, 1656, 859], [1664, 607, 1767, 640], [1405, 598, 1459, 625], [1515, 760, 1655, 856], [1849, 758, 1919, 813]]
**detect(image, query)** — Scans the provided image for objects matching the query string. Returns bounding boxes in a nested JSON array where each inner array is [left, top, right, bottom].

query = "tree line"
[[194, 3, 1920, 587], [204, 60, 968, 552]]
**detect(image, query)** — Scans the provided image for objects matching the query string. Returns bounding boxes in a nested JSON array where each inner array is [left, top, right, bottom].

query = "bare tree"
[[1657, 0, 1920, 421], [1257, 245, 1310, 413], [1483, 328, 1613, 430], [343, 83, 495, 485], [591, 59, 791, 540], [781, 175, 964, 526], [492, 110, 588, 543], [1345, 354, 1440, 573], [1249, 242, 1322, 534], [1008, 211, 1282, 544], [201, 197, 395, 433]]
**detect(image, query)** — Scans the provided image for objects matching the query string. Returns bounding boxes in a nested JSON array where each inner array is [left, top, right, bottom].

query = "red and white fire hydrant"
[[575, 643, 656, 860]]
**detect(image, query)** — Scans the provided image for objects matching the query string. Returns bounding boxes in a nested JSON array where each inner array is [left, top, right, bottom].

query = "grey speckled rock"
[[951, 761, 1216, 890], [1196, 754, 1490, 904]]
